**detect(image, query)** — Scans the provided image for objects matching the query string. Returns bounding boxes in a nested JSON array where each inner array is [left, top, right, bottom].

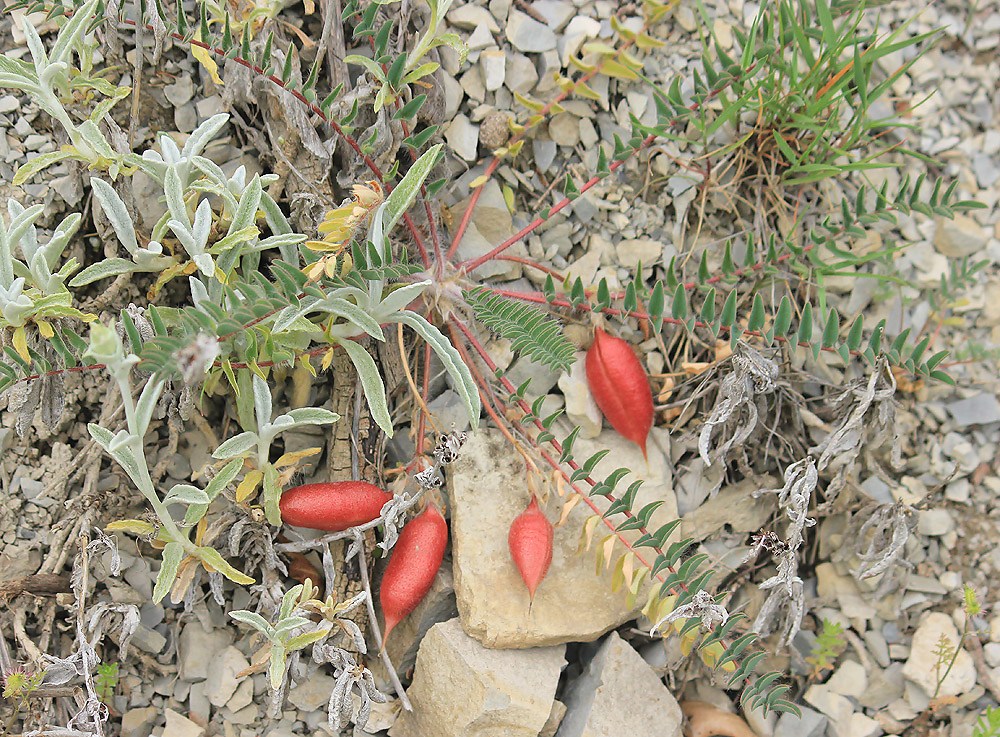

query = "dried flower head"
[[305, 180, 385, 256], [175, 332, 221, 384], [651, 590, 729, 635]]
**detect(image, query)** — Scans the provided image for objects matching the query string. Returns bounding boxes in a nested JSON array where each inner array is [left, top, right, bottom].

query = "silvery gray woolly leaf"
[[90, 178, 138, 255], [12, 377, 41, 437], [328, 668, 356, 731], [40, 372, 64, 431], [116, 606, 141, 660]]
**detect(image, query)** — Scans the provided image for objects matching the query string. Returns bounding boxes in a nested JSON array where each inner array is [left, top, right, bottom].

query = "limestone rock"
[[178, 621, 232, 681], [445, 113, 479, 162], [506, 10, 558, 52], [933, 214, 988, 257], [803, 684, 853, 735], [480, 50, 507, 92], [162, 708, 204, 737], [506, 53, 539, 94], [902, 611, 976, 697], [287, 671, 336, 712], [205, 645, 250, 707], [121, 706, 158, 737], [389, 618, 565, 737], [450, 429, 675, 648], [555, 631, 682, 737], [448, 4, 499, 33], [557, 353, 602, 439]]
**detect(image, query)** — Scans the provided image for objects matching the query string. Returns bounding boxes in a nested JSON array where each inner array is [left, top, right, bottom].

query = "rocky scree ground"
[[1, 0, 1000, 736]]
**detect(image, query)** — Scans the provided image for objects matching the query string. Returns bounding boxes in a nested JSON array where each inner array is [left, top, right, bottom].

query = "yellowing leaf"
[[612, 551, 635, 593], [468, 174, 490, 189], [582, 40, 618, 55], [513, 91, 545, 112], [321, 347, 336, 371], [581, 514, 602, 551], [603, 59, 640, 81], [274, 446, 322, 469], [700, 640, 735, 672], [625, 568, 648, 609], [236, 470, 263, 503], [148, 260, 197, 301], [574, 82, 602, 101], [192, 42, 224, 86], [636, 31, 666, 49], [35, 319, 53, 339], [599, 535, 616, 571], [106, 519, 156, 536], [298, 353, 317, 378], [12, 326, 29, 362], [502, 184, 515, 212], [679, 628, 697, 656], [557, 493, 582, 526]]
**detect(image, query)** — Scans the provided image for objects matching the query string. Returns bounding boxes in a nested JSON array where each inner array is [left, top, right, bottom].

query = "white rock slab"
[[902, 611, 976, 697], [389, 618, 565, 737], [178, 621, 232, 681], [555, 631, 681, 737], [558, 353, 602, 438], [205, 646, 250, 707], [450, 428, 676, 648], [162, 708, 204, 737], [506, 10, 558, 52]]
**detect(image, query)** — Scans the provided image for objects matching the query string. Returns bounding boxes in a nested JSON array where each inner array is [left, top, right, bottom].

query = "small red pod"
[[585, 327, 654, 460], [380, 504, 448, 644], [278, 481, 393, 531], [508, 495, 554, 601]]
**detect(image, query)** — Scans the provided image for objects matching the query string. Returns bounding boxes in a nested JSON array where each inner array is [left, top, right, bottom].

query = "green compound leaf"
[[465, 287, 576, 373]]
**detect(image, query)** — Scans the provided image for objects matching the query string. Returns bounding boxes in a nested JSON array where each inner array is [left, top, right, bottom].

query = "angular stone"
[[558, 353, 602, 439], [532, 0, 575, 30], [450, 429, 675, 648], [903, 612, 976, 697], [826, 660, 868, 699], [917, 508, 954, 536], [288, 671, 336, 712], [121, 706, 158, 737], [228, 677, 254, 712], [933, 214, 988, 257], [616, 237, 663, 268], [466, 22, 495, 52], [480, 49, 506, 91], [774, 705, 827, 737], [389, 618, 564, 737], [556, 631, 682, 737], [803, 685, 853, 736], [533, 138, 558, 171], [506, 53, 539, 94], [946, 393, 1000, 427], [506, 10, 558, 52], [448, 4, 499, 32], [179, 621, 232, 681], [445, 114, 480, 162], [162, 708, 204, 737], [205, 646, 250, 707], [560, 16, 602, 65], [549, 113, 580, 147]]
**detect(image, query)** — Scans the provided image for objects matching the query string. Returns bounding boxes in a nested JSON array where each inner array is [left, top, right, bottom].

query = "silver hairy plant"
[[851, 501, 913, 581], [810, 355, 899, 507], [748, 458, 818, 646], [699, 342, 780, 468]]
